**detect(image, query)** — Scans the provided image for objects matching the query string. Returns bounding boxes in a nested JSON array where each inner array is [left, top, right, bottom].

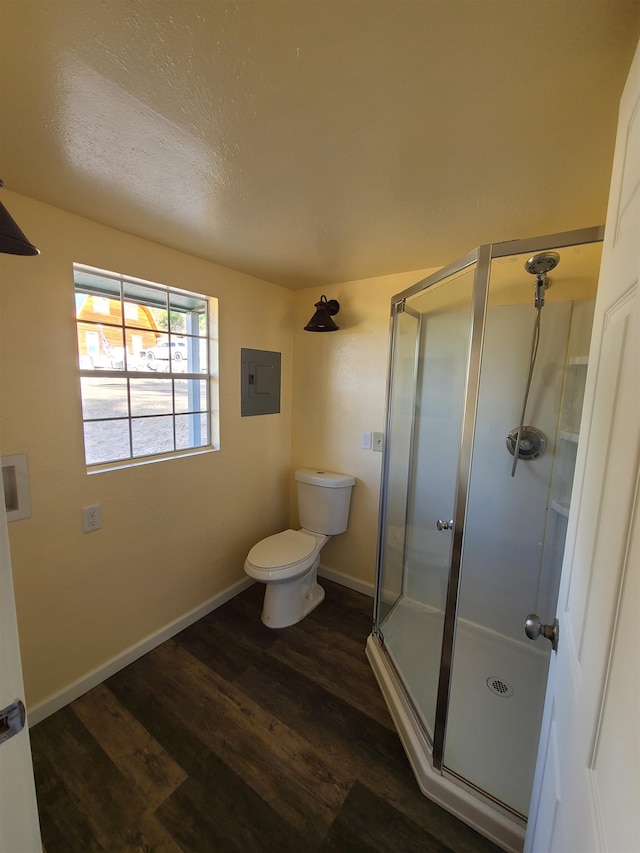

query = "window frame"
[[74, 263, 218, 471]]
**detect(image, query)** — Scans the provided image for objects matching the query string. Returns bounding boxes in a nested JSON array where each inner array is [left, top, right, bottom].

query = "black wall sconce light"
[[304, 295, 340, 332], [0, 179, 39, 256]]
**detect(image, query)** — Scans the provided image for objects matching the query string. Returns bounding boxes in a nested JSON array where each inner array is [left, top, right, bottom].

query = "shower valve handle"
[[436, 519, 454, 531], [524, 614, 559, 651]]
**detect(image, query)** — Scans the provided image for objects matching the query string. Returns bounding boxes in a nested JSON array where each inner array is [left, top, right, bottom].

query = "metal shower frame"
[[371, 225, 604, 790]]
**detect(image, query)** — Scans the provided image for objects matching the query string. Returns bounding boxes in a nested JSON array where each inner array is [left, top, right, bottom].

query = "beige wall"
[[0, 191, 294, 710], [0, 189, 437, 713], [291, 267, 436, 589]]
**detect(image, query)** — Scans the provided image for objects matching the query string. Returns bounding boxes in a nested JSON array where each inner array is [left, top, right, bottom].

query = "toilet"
[[244, 468, 355, 628]]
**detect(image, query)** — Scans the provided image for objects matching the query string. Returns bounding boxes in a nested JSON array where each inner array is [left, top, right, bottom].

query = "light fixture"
[[0, 179, 39, 256], [304, 295, 340, 332]]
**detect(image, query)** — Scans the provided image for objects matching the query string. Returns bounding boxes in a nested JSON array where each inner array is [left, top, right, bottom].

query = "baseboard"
[[318, 564, 374, 598], [28, 575, 254, 727]]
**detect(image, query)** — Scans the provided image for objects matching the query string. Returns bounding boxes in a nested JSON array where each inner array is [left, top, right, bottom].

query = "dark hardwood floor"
[[30, 580, 503, 852]]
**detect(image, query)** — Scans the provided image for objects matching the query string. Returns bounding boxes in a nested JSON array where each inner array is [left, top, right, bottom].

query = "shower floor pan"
[[368, 598, 549, 852]]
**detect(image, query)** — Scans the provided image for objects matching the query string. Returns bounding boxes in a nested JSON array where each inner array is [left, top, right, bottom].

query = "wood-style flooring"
[[30, 580, 503, 852]]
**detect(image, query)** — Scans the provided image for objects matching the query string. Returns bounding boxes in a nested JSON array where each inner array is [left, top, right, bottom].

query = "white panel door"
[[0, 496, 41, 851], [525, 38, 640, 853]]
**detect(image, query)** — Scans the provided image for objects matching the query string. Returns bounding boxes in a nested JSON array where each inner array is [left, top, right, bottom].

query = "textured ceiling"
[[1, 1, 639, 289]]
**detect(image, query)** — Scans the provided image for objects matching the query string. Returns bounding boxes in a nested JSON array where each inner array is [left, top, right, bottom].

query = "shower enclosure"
[[366, 227, 603, 852]]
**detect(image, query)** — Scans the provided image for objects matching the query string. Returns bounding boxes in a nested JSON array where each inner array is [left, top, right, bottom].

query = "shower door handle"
[[524, 614, 559, 651], [436, 519, 454, 531]]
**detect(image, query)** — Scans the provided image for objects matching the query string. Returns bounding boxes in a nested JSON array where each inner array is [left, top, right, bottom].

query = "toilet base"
[[260, 562, 325, 628]]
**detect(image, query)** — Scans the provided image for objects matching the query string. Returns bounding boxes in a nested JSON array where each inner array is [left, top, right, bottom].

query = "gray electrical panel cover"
[[241, 348, 281, 416]]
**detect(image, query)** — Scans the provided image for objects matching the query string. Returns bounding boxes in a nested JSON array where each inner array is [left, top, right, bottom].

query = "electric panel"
[[241, 348, 281, 416]]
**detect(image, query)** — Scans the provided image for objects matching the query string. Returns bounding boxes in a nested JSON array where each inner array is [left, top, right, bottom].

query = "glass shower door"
[[376, 304, 420, 625], [376, 264, 476, 737]]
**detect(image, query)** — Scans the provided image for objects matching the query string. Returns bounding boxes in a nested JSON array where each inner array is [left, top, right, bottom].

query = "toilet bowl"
[[244, 468, 355, 628], [244, 529, 328, 628]]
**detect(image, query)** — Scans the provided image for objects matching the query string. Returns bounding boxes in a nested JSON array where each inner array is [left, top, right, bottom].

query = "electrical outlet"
[[82, 505, 102, 533], [360, 431, 372, 450], [373, 431, 384, 452]]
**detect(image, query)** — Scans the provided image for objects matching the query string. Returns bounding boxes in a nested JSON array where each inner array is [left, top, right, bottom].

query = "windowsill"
[[87, 445, 218, 474]]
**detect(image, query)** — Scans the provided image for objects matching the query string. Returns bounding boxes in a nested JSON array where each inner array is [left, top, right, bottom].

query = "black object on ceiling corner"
[[0, 179, 39, 256], [304, 295, 340, 332]]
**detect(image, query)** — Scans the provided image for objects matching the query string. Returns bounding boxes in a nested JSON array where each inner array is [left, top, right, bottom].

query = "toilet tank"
[[295, 468, 355, 535]]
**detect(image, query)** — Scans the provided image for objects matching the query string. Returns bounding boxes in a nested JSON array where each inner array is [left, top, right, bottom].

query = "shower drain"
[[486, 677, 514, 698]]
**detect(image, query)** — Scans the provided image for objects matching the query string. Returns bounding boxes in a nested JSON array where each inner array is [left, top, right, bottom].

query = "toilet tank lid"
[[295, 468, 355, 488]]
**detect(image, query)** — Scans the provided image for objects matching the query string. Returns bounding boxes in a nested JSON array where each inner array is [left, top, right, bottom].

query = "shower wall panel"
[[459, 303, 571, 641], [536, 298, 596, 625]]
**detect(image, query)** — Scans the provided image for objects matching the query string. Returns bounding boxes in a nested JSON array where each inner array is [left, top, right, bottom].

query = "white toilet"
[[244, 468, 355, 628]]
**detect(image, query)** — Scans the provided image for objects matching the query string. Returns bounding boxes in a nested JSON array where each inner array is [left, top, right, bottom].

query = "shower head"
[[525, 251, 560, 308], [524, 251, 560, 277]]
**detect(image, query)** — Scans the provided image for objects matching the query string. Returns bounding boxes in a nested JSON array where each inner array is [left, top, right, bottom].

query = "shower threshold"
[[380, 597, 547, 817], [366, 633, 527, 853]]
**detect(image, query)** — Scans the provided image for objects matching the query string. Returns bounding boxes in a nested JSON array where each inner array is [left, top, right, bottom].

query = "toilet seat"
[[245, 529, 318, 580]]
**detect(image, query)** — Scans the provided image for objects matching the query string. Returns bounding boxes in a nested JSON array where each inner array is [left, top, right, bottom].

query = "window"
[[74, 265, 218, 468]]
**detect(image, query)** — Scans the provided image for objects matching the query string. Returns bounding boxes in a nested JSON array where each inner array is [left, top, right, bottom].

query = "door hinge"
[[0, 700, 26, 745]]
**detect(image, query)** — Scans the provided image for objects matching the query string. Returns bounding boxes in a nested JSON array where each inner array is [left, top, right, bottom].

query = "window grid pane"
[[84, 419, 132, 466], [131, 415, 175, 458]]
